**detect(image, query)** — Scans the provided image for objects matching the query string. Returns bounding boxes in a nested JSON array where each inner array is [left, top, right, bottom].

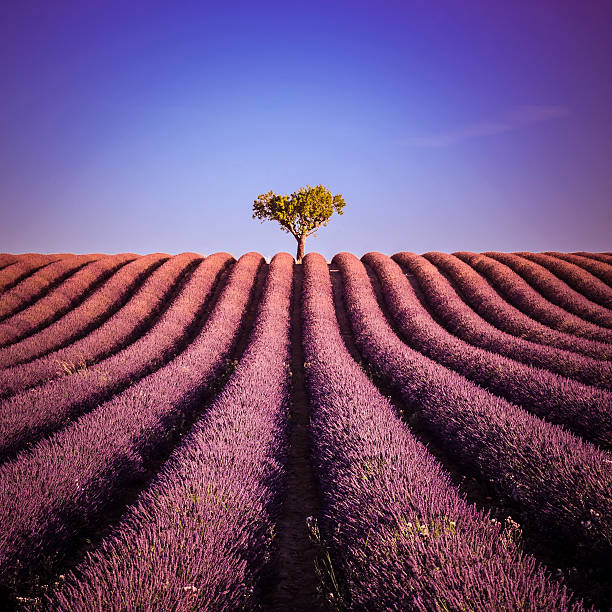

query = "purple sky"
[[1, 1, 610, 257]]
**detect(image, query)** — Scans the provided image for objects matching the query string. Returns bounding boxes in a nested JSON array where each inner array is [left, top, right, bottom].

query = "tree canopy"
[[252, 184, 346, 261]]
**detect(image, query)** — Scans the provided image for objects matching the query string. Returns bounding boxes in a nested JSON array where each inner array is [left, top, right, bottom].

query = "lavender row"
[[393, 252, 611, 389], [47, 252, 293, 611], [0, 253, 163, 366], [576, 251, 612, 266], [333, 252, 612, 554], [489, 251, 612, 328], [521, 252, 612, 307], [0, 254, 62, 293], [0, 254, 19, 270], [0, 252, 262, 595], [425, 251, 610, 360], [554, 252, 612, 287], [0, 253, 136, 350], [471, 252, 612, 335], [0, 254, 100, 321], [0, 253, 231, 461], [0, 252, 202, 398], [363, 252, 612, 448], [302, 253, 584, 610]]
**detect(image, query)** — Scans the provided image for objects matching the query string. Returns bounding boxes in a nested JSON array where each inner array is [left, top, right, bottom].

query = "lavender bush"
[[523, 252, 612, 306], [0, 254, 20, 270], [333, 252, 612, 554], [0, 253, 164, 366], [363, 252, 612, 449], [0, 254, 62, 293], [392, 252, 611, 387], [0, 254, 99, 321], [0, 252, 203, 397], [486, 252, 611, 328], [0, 252, 262, 593], [0, 253, 138, 351], [46, 252, 293, 611], [302, 252, 585, 611], [458, 251, 612, 337], [571, 252, 612, 276], [0, 254, 234, 460], [424, 251, 610, 359]]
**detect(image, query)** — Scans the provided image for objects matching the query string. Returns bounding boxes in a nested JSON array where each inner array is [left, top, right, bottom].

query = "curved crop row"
[[0, 254, 61, 293], [47, 252, 293, 611], [0, 254, 100, 322], [551, 252, 612, 290], [0, 252, 203, 398], [393, 252, 612, 388], [333, 252, 612, 555], [584, 251, 612, 266], [576, 251, 612, 266], [520, 253, 612, 308], [477, 252, 612, 332], [0, 253, 232, 460], [0, 254, 19, 270], [363, 252, 612, 449], [0, 253, 136, 349], [425, 252, 611, 359], [0, 252, 263, 594], [0, 253, 164, 366], [302, 253, 583, 611]]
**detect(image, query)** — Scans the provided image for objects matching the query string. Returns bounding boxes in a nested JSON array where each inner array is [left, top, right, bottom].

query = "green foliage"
[[252, 184, 346, 239]]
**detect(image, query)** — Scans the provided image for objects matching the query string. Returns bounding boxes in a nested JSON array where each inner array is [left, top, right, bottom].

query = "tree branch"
[[306, 224, 323, 237], [280, 220, 297, 238]]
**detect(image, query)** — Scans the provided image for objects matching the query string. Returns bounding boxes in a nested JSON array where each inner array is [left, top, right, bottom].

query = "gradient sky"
[[1, 0, 610, 258]]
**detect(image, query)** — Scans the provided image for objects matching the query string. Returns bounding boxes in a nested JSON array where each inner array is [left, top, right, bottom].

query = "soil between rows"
[[263, 263, 322, 611]]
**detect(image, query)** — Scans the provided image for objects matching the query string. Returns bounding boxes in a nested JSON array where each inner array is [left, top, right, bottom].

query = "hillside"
[[0, 251, 610, 610]]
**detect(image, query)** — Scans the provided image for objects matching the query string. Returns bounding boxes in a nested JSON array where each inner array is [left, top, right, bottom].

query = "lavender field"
[[0, 251, 610, 611]]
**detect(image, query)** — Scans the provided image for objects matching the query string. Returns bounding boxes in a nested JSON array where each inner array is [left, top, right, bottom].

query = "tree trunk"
[[296, 234, 306, 263]]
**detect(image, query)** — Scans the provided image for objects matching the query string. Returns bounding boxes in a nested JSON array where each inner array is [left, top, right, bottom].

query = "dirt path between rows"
[[264, 263, 322, 611]]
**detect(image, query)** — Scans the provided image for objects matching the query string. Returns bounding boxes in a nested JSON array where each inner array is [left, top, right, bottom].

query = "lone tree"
[[252, 184, 346, 262]]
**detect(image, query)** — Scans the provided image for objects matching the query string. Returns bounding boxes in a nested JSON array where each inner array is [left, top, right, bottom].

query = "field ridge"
[[0, 250, 610, 610]]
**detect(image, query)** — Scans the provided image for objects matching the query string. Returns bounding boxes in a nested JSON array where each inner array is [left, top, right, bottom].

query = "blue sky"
[[1, 1, 610, 257]]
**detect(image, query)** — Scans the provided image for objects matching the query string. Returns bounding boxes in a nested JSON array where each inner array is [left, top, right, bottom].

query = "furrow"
[[0, 253, 164, 366], [0, 254, 100, 322], [0, 252, 265, 603], [393, 252, 611, 388], [45, 253, 293, 612], [0, 254, 63, 294], [559, 253, 612, 286], [0, 255, 19, 271], [0, 253, 233, 461], [476, 252, 612, 333], [0, 252, 202, 397], [521, 252, 612, 307], [363, 252, 612, 449], [424, 251, 611, 362], [263, 262, 321, 611], [0, 253, 137, 349], [572, 251, 612, 266], [300, 252, 585, 611], [332, 252, 612, 558]]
